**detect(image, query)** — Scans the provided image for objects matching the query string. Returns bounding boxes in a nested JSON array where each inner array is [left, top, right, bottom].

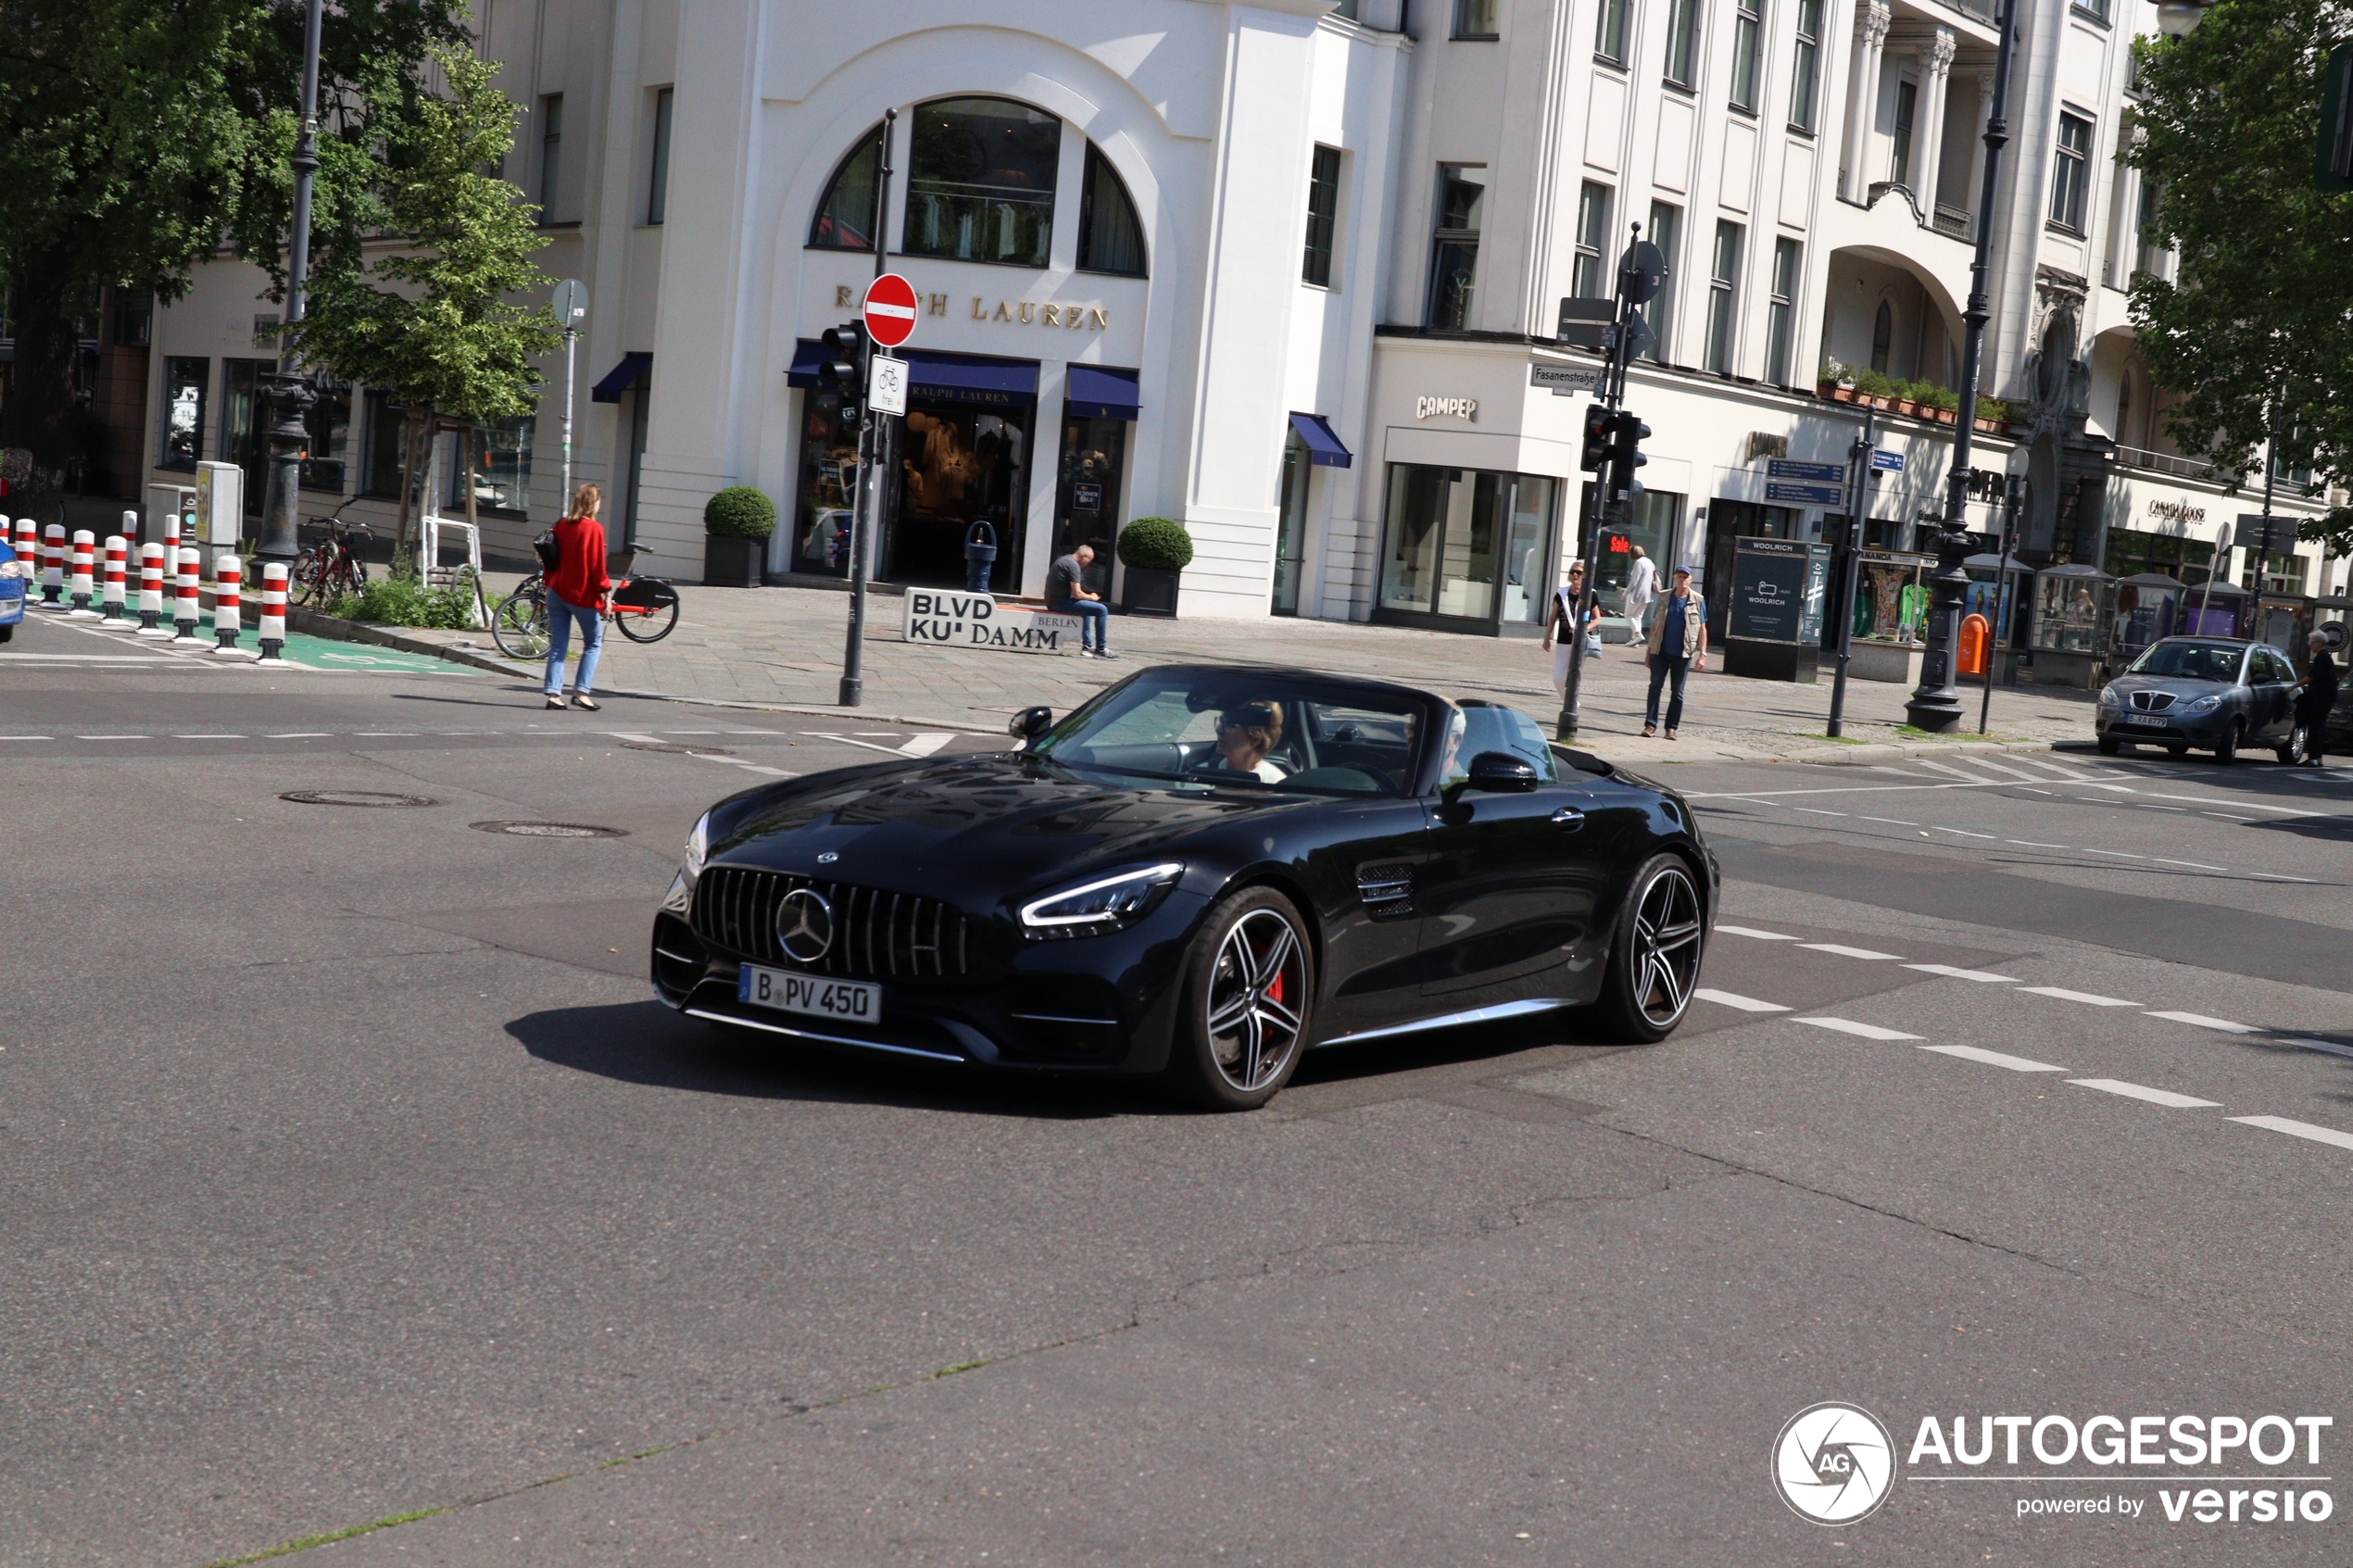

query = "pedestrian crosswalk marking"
[[1694, 988, 1790, 1012], [2068, 1078, 2219, 1110], [1798, 1017, 1921, 1041], [1919, 1044, 2065, 1072]]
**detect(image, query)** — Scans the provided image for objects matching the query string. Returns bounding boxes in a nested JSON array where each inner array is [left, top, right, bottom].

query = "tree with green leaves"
[[0, 0, 468, 479], [2128, 0, 2353, 555], [296, 44, 560, 566]]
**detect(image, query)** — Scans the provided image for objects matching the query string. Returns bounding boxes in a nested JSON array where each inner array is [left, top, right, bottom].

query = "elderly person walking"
[[542, 481, 611, 711], [2296, 631, 2340, 767], [1620, 545, 1657, 638], [1642, 565, 1706, 740]]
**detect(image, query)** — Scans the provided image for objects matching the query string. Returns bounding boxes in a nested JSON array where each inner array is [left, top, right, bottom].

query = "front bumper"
[[651, 897, 1201, 1074], [2098, 710, 2230, 746]]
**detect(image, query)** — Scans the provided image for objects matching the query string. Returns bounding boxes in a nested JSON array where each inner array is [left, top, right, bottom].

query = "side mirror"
[[1009, 706, 1053, 744], [1445, 750, 1541, 803]]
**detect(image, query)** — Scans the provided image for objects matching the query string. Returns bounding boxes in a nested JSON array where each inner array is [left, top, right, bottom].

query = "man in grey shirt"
[[1047, 543, 1114, 659]]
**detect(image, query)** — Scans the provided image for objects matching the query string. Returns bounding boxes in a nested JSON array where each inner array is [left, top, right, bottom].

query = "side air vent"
[[1356, 860, 1416, 921]]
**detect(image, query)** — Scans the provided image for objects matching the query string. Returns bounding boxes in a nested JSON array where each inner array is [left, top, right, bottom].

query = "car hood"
[[2107, 673, 2236, 699], [708, 753, 1324, 899]]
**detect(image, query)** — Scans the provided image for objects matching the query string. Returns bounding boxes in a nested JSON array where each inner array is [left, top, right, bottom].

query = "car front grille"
[[2130, 690, 2177, 712], [691, 865, 972, 979]]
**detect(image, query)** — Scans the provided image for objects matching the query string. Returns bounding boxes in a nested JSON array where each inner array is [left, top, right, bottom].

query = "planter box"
[[1845, 639, 1924, 684], [1822, 383, 1859, 404], [1120, 566, 1181, 618], [703, 533, 764, 587], [1973, 417, 2004, 433]]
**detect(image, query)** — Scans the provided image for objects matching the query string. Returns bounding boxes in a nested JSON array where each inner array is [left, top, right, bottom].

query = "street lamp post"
[[1826, 409, 1877, 739], [1907, 0, 2020, 731], [258, 0, 326, 565], [1978, 441, 2032, 734]]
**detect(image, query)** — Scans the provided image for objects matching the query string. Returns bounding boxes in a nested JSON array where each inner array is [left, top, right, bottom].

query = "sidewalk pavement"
[[333, 579, 2098, 767]]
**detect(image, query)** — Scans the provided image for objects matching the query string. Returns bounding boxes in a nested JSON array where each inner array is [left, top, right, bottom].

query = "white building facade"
[[139, 0, 2344, 638]]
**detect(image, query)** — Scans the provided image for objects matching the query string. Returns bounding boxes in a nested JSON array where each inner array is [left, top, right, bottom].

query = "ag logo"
[[775, 887, 836, 963], [1772, 1402, 1896, 1524]]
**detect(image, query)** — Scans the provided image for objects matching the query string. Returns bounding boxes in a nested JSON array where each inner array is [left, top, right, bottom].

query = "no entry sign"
[[862, 273, 919, 348]]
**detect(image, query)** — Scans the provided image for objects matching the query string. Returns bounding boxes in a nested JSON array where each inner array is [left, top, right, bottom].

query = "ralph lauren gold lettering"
[[1041, 304, 1060, 327]]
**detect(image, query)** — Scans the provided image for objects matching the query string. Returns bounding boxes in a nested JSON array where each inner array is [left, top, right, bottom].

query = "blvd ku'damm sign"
[[902, 590, 1082, 654]]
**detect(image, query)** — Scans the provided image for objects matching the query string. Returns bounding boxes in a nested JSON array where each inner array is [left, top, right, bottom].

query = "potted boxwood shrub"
[[1116, 516, 1192, 617], [703, 485, 775, 586]]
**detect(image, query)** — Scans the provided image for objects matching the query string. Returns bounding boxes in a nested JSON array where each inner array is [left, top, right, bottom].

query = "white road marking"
[[900, 733, 955, 758], [1694, 988, 1791, 1012], [1798, 1017, 1922, 1041], [2152, 858, 2228, 871], [1716, 924, 1799, 941], [2019, 985, 2140, 1007], [1798, 943, 1905, 960], [2068, 1078, 2220, 1109], [2284, 1037, 2353, 1060], [1903, 963, 2020, 983], [2005, 838, 2069, 848], [1795, 807, 1847, 816], [2230, 1115, 2353, 1153], [1957, 757, 2052, 783], [1911, 759, 2000, 783], [2146, 1010, 2260, 1035], [267, 733, 333, 738], [1919, 1044, 2067, 1073], [1928, 826, 1999, 839], [800, 730, 959, 759], [0, 735, 54, 741], [2144, 792, 2313, 816], [74, 734, 148, 741], [2012, 758, 2097, 782], [2080, 847, 2145, 859], [172, 734, 246, 739], [1859, 815, 1919, 825], [2251, 872, 2320, 883]]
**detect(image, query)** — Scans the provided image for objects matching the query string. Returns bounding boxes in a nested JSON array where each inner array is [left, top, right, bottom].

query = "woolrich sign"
[[901, 590, 1082, 654]]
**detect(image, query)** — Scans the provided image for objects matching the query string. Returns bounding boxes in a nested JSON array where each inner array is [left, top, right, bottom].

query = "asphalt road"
[[5, 604, 2352, 1567]]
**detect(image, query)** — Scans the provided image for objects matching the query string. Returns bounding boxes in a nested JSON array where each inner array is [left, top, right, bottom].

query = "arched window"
[[1077, 144, 1147, 277], [904, 97, 1061, 267], [809, 124, 885, 250], [1869, 300, 1892, 373]]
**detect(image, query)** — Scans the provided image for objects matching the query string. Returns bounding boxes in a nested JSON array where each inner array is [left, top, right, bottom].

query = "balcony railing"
[[2113, 445, 2219, 482], [1932, 204, 1972, 239]]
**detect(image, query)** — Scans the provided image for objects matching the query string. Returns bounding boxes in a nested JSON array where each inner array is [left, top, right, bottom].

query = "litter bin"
[[963, 521, 999, 594]]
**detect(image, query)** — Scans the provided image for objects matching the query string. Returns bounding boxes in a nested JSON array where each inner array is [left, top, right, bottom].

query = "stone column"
[[1912, 29, 1958, 222], [1841, 0, 1894, 202], [1963, 68, 1994, 238]]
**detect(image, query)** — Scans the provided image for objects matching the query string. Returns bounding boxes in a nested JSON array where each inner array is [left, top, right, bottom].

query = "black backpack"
[[533, 528, 562, 573]]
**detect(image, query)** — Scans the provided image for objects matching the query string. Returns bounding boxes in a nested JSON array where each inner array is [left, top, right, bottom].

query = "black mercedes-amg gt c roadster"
[[652, 664, 1717, 1109]]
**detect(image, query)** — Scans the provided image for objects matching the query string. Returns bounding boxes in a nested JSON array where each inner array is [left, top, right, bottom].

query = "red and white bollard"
[[68, 531, 98, 617], [258, 562, 287, 660], [210, 555, 250, 656], [41, 524, 65, 606], [9, 518, 31, 574], [135, 544, 170, 636], [97, 535, 129, 623], [171, 547, 202, 642]]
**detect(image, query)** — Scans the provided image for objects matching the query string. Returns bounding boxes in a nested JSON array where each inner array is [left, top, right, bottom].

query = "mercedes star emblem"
[[775, 887, 836, 964], [817, 851, 839, 864]]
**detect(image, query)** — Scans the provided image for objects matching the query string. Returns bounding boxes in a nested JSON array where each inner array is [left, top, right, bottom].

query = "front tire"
[[2277, 721, 2306, 765], [2213, 721, 2241, 766], [2097, 733, 2121, 755], [1592, 854, 1705, 1043], [1165, 887, 1315, 1110]]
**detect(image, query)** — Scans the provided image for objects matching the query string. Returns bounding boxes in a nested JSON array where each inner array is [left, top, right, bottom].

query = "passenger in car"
[[1214, 701, 1289, 783]]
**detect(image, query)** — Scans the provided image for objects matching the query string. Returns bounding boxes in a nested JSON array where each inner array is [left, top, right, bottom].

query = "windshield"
[[2126, 640, 2246, 682], [1030, 671, 1430, 796]]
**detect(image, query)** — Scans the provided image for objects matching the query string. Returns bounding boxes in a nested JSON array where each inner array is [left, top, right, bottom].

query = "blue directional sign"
[[1871, 448, 1906, 472], [1767, 459, 1845, 483], [1765, 481, 1847, 506]]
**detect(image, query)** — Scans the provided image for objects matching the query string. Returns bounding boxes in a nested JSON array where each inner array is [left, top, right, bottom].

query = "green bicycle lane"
[[10, 605, 479, 678]]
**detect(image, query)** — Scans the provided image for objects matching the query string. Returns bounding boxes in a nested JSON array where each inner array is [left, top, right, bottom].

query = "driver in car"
[[1214, 701, 1289, 783]]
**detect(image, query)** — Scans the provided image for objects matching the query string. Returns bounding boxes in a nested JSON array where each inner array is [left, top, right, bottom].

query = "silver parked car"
[[2095, 636, 2305, 764]]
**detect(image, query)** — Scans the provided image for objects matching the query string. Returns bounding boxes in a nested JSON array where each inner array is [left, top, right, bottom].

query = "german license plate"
[[2125, 714, 2169, 727], [737, 964, 881, 1022]]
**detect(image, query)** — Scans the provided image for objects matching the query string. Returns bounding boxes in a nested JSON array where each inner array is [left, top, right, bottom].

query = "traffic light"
[[1606, 408, 1650, 503], [818, 321, 866, 395], [1579, 404, 1611, 471]]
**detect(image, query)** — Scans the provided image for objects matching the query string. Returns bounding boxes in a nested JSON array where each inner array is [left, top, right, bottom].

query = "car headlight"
[[1019, 862, 1184, 937], [661, 812, 712, 916], [2098, 686, 2123, 709], [2183, 694, 2221, 714]]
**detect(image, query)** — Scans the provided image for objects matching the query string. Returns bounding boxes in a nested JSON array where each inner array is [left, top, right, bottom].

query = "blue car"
[[2095, 636, 2304, 764]]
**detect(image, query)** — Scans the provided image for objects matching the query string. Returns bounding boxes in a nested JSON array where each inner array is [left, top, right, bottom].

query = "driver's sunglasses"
[[1220, 705, 1276, 730]]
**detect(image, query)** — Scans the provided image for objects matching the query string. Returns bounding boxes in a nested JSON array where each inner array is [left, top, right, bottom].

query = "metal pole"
[[838, 108, 896, 709], [1980, 472, 2020, 734], [560, 327, 576, 503], [1827, 409, 1876, 738], [2253, 395, 2281, 590], [1554, 229, 1642, 740], [257, 0, 326, 564], [1907, 0, 2019, 731]]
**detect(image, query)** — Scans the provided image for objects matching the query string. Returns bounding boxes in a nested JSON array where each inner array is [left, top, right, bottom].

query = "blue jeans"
[[544, 591, 603, 696], [1645, 654, 1691, 730], [1066, 597, 1109, 651]]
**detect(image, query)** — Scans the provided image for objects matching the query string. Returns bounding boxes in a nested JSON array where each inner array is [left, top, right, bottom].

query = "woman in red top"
[[543, 481, 612, 710]]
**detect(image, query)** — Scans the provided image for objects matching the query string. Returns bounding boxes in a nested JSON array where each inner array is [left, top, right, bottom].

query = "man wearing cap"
[[1642, 565, 1706, 740]]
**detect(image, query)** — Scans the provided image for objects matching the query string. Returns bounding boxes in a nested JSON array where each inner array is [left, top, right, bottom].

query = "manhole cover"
[[621, 740, 736, 757], [469, 821, 630, 839], [280, 789, 438, 808]]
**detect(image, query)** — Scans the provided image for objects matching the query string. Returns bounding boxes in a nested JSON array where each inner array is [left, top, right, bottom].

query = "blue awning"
[[1289, 411, 1353, 468], [1065, 365, 1140, 421], [590, 351, 651, 404], [786, 343, 1038, 407]]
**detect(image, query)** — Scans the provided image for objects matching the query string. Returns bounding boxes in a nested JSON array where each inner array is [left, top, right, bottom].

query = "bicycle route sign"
[[901, 589, 1080, 655]]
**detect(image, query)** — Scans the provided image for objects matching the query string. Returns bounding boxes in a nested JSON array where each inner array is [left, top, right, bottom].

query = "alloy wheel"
[[1204, 908, 1308, 1092], [1629, 864, 1703, 1029]]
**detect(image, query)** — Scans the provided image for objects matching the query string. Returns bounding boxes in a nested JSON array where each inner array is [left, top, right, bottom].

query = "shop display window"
[[1378, 463, 1555, 630], [2030, 566, 2114, 655], [1963, 555, 2033, 650], [1053, 412, 1127, 597], [1595, 490, 1680, 618], [2109, 572, 2186, 665], [1852, 551, 1932, 645], [793, 389, 860, 577], [904, 98, 1060, 269]]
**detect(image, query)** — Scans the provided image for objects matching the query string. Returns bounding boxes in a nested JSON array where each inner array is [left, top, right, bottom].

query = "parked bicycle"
[[489, 550, 680, 659], [292, 500, 372, 608]]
